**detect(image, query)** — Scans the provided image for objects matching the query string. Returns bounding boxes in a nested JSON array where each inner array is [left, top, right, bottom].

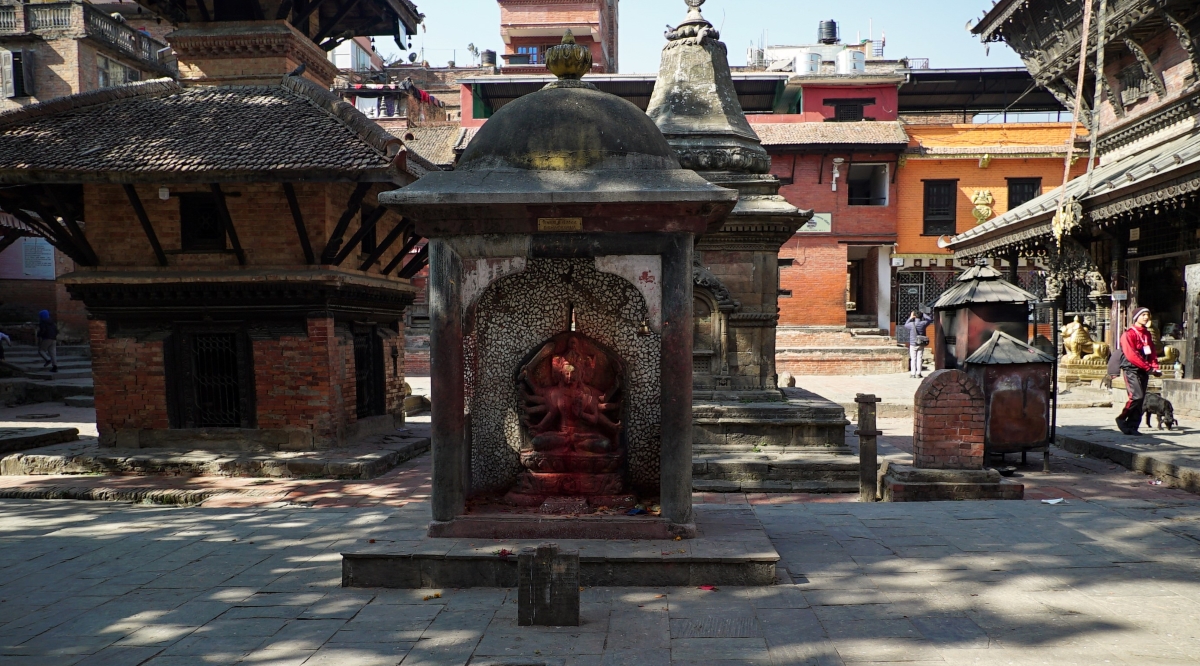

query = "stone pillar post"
[[660, 232, 694, 528], [429, 240, 467, 522]]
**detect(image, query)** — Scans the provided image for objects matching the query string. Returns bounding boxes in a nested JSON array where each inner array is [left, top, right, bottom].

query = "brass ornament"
[[971, 190, 994, 224], [1051, 197, 1083, 246], [546, 30, 592, 80]]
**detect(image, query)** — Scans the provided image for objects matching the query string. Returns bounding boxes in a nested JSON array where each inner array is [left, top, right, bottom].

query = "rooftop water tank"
[[795, 50, 821, 76], [819, 20, 839, 45], [481, 50, 497, 67], [836, 49, 865, 75]]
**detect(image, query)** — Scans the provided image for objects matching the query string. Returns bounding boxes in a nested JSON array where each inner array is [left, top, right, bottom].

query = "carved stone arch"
[[692, 257, 740, 313], [692, 286, 730, 391]]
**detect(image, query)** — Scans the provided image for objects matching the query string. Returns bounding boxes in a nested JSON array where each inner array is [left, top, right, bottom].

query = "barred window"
[[923, 180, 958, 236]]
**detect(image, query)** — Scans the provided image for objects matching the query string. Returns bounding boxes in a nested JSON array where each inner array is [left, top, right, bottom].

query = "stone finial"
[[546, 30, 592, 80], [685, 0, 706, 21]]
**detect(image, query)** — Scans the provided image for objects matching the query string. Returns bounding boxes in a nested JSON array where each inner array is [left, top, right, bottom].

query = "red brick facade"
[[912, 369, 985, 469], [90, 319, 170, 443]]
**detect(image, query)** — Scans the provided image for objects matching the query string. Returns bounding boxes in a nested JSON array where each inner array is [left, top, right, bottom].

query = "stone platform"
[[0, 427, 430, 479], [0, 426, 79, 455], [881, 463, 1025, 501], [342, 504, 778, 588], [692, 387, 855, 492]]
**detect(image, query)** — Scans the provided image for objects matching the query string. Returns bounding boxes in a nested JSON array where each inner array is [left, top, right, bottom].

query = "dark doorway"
[[354, 325, 386, 419]]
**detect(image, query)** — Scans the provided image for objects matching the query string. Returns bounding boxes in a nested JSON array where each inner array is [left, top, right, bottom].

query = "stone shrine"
[[379, 32, 737, 539], [646, 0, 853, 492]]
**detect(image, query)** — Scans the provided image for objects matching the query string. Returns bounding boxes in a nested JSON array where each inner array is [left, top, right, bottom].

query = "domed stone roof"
[[458, 31, 679, 172], [458, 85, 680, 172]]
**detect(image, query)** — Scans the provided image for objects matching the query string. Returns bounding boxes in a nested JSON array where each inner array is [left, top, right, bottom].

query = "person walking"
[[904, 309, 932, 378], [35, 310, 57, 373], [1115, 307, 1160, 435], [0, 329, 10, 361]]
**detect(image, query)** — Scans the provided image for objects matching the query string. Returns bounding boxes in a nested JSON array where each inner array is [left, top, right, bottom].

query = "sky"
[[379, 1, 1025, 72]]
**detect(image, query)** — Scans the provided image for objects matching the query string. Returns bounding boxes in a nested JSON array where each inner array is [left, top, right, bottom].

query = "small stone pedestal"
[[882, 370, 1024, 501], [518, 543, 580, 627]]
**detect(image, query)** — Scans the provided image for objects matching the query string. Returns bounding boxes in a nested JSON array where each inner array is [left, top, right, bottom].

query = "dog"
[[1142, 393, 1178, 430]]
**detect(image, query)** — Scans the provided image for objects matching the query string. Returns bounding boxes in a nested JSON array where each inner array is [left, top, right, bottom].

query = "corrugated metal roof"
[[935, 265, 1037, 308], [966, 330, 1054, 365]]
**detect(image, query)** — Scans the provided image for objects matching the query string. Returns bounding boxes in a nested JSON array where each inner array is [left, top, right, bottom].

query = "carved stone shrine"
[[379, 31, 737, 539]]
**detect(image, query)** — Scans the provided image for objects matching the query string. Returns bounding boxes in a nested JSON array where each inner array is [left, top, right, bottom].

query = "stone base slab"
[[1, 429, 430, 479], [0, 427, 79, 456], [881, 464, 1024, 502], [104, 414, 405, 451], [693, 391, 849, 450], [343, 505, 778, 588], [427, 514, 696, 540]]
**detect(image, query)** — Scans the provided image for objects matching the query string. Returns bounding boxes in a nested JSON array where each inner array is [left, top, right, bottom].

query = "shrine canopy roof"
[[934, 264, 1038, 309], [0, 77, 432, 184], [942, 127, 1200, 259], [966, 330, 1055, 365]]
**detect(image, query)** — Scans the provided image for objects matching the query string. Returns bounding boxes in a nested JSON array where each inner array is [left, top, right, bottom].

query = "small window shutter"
[[1, 51, 13, 99], [19, 50, 33, 97]]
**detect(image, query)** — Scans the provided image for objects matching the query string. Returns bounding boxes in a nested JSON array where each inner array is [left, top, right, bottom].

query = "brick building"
[[0, 0, 428, 448], [0, 0, 175, 339], [498, 0, 617, 73]]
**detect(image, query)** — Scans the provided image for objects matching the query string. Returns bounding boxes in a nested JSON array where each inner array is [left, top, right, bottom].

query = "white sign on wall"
[[21, 238, 55, 280], [798, 213, 832, 233]]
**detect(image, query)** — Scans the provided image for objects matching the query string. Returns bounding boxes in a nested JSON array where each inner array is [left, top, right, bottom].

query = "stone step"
[[693, 454, 859, 492], [0, 378, 94, 405], [0, 427, 79, 456], [63, 395, 94, 408], [3, 345, 91, 359], [20, 370, 93, 381]]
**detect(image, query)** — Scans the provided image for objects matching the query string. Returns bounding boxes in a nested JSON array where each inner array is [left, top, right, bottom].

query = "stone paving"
[[3, 392, 1200, 663]]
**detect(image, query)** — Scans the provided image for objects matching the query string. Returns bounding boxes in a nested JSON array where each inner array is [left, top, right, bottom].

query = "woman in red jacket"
[[1116, 307, 1161, 435]]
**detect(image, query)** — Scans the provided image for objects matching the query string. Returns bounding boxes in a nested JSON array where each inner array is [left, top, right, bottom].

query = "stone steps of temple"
[[0, 377, 93, 406], [2, 345, 94, 382], [693, 453, 859, 493], [776, 326, 898, 348]]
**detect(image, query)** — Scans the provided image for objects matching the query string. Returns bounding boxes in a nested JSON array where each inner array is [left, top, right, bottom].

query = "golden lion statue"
[[1061, 316, 1111, 363]]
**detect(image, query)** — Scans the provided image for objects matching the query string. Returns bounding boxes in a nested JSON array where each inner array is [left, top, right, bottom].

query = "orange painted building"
[[891, 122, 1088, 340]]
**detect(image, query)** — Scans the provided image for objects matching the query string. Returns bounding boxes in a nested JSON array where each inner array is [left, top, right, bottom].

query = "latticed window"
[[923, 180, 958, 235], [171, 329, 254, 429], [1007, 178, 1041, 210], [834, 103, 864, 122]]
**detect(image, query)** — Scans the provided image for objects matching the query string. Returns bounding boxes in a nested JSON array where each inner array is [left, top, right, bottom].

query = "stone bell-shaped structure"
[[648, 0, 848, 457], [380, 32, 737, 539]]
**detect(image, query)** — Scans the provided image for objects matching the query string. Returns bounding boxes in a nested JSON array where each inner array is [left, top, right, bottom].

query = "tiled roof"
[[390, 125, 462, 168], [749, 121, 909, 148], [0, 77, 415, 183], [906, 144, 1073, 156]]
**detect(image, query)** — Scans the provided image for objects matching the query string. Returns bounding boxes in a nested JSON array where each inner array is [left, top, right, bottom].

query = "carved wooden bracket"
[[1165, 11, 1200, 81], [1123, 36, 1167, 99]]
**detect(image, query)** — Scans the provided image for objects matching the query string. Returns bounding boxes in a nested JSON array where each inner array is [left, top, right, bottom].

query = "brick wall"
[[776, 349, 908, 376], [90, 319, 169, 444], [1097, 29, 1192, 129], [912, 369, 985, 469], [778, 237, 846, 327], [253, 317, 345, 443], [0, 38, 82, 113]]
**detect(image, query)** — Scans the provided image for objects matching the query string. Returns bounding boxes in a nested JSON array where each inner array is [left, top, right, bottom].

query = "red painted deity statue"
[[504, 332, 628, 507]]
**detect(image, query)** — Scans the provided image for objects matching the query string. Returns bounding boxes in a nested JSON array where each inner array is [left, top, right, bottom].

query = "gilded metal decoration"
[[1051, 196, 1083, 246], [971, 190, 994, 224], [546, 31, 592, 80]]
